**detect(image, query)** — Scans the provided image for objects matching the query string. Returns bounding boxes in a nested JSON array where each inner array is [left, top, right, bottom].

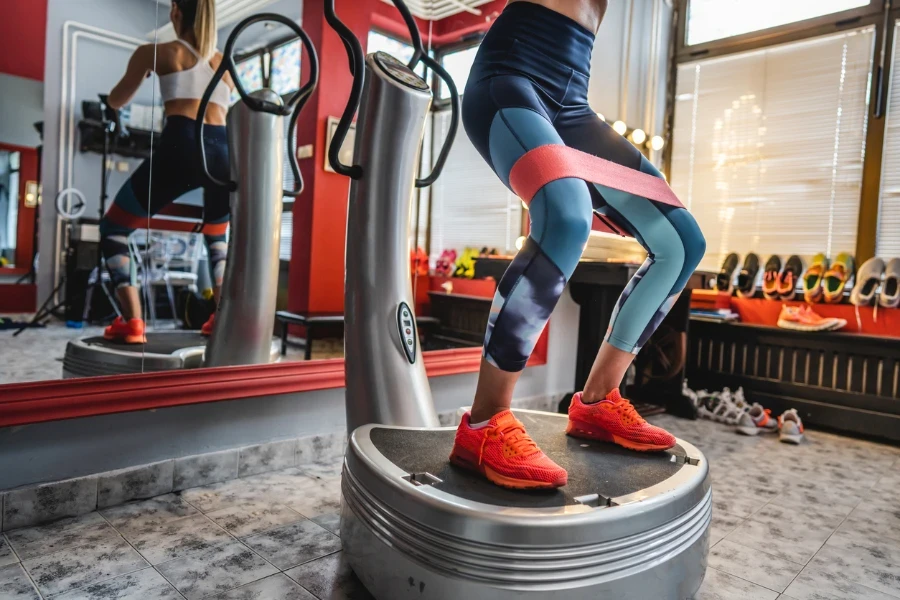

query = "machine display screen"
[[373, 51, 430, 92]]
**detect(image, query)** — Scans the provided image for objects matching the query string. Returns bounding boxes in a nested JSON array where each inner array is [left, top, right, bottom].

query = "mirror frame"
[[0, 331, 549, 427]]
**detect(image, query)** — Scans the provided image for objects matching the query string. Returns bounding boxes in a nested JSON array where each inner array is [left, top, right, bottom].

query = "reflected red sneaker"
[[103, 316, 147, 344], [567, 390, 676, 452], [201, 313, 215, 336], [450, 410, 567, 489]]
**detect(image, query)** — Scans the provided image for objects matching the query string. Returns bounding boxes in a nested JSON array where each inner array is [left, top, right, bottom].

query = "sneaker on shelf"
[[778, 255, 804, 300], [735, 403, 778, 436], [777, 304, 846, 332], [103, 316, 147, 344], [736, 253, 760, 298], [201, 313, 216, 336], [717, 253, 740, 293], [879, 258, 900, 309], [803, 253, 829, 303], [762, 255, 782, 300], [450, 411, 567, 489], [778, 409, 805, 444], [567, 390, 676, 452], [822, 252, 855, 304], [851, 257, 885, 307]]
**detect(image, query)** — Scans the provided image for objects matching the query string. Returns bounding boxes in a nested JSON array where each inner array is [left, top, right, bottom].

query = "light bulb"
[[630, 128, 646, 145], [612, 120, 627, 135], [515, 236, 526, 251], [596, 112, 605, 122], [650, 135, 665, 151]]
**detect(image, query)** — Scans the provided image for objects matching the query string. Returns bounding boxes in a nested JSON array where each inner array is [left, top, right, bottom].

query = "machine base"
[[341, 409, 711, 600], [62, 332, 280, 378]]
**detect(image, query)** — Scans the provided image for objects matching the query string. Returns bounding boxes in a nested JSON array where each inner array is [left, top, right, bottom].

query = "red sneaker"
[[201, 313, 215, 336], [567, 390, 676, 452], [103, 316, 147, 344], [450, 410, 567, 490]]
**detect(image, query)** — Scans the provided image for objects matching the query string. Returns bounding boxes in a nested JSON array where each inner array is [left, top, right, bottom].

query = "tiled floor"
[[1, 415, 899, 599]]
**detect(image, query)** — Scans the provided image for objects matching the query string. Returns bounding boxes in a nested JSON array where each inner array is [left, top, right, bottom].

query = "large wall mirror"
[[1, 0, 538, 412]]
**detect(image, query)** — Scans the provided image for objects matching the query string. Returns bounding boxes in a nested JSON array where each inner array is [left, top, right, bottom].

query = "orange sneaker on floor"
[[567, 390, 676, 452], [450, 410, 567, 489], [201, 313, 215, 336], [103, 316, 147, 344]]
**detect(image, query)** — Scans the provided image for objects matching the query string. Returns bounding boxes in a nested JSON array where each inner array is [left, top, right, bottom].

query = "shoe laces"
[[610, 398, 645, 426], [494, 420, 540, 456]]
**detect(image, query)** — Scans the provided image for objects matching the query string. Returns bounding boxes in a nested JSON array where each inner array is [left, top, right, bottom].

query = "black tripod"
[[15, 97, 122, 335]]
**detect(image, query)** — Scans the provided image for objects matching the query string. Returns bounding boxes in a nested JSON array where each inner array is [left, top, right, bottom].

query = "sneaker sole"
[[103, 332, 147, 344], [777, 318, 840, 332], [565, 419, 675, 452], [780, 434, 804, 444], [448, 448, 566, 490], [735, 426, 761, 436]]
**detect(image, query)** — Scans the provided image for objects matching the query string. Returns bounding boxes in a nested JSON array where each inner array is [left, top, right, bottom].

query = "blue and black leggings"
[[99, 115, 230, 288], [463, 2, 706, 372]]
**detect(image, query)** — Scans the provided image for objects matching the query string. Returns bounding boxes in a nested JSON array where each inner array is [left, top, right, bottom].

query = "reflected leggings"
[[463, 2, 706, 372], [99, 116, 230, 288]]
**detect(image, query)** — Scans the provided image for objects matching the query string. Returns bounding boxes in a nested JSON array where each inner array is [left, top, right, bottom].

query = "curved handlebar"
[[378, 0, 460, 187], [324, 0, 365, 179], [196, 13, 320, 196]]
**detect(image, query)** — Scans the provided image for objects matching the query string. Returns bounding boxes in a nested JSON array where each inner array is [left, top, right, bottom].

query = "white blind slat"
[[875, 21, 900, 257], [670, 27, 874, 272]]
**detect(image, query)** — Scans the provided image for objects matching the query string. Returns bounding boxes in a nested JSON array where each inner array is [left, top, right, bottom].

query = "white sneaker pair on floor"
[[735, 405, 805, 444]]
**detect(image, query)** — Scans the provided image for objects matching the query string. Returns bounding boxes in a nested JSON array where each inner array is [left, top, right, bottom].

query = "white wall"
[[38, 0, 164, 300], [0, 74, 44, 149]]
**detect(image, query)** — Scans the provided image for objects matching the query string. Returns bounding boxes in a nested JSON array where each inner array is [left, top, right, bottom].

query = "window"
[[670, 28, 875, 271], [428, 109, 523, 258], [231, 55, 263, 104], [271, 39, 301, 96], [439, 46, 479, 100], [687, 0, 870, 46], [876, 21, 900, 257]]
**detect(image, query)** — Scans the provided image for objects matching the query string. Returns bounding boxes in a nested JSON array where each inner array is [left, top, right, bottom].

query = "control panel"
[[373, 51, 430, 92], [397, 302, 417, 363]]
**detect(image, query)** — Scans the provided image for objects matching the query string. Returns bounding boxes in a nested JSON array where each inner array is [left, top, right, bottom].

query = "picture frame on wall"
[[324, 116, 356, 173]]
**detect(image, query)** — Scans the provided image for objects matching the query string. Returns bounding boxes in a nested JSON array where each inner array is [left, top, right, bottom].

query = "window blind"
[[428, 109, 523, 260], [670, 27, 874, 272], [875, 21, 900, 258]]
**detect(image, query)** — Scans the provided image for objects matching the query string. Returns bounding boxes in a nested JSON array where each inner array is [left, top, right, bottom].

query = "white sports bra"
[[158, 40, 231, 108]]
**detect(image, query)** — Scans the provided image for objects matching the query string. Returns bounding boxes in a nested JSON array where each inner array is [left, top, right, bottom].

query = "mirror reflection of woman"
[[450, 0, 706, 489], [100, 0, 233, 343]]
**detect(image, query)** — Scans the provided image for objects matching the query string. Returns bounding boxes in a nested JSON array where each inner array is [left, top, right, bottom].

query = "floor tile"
[[724, 517, 829, 564], [783, 563, 899, 600], [808, 528, 900, 597], [52, 567, 181, 599], [100, 494, 199, 538], [311, 513, 341, 536], [5, 512, 118, 561], [0, 535, 18, 568], [208, 573, 317, 599], [180, 479, 258, 514], [709, 510, 744, 547], [282, 477, 342, 521], [156, 540, 278, 600], [125, 513, 233, 565], [694, 567, 780, 600], [0, 563, 40, 599], [207, 501, 305, 538], [173, 450, 239, 491], [3, 475, 99, 531], [22, 534, 148, 597], [709, 539, 804, 593], [98, 460, 175, 509], [284, 552, 373, 600], [239, 441, 297, 478], [711, 486, 771, 518], [241, 519, 342, 570]]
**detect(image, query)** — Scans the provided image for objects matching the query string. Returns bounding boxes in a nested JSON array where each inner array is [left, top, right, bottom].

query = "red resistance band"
[[508, 145, 684, 237], [105, 203, 229, 236]]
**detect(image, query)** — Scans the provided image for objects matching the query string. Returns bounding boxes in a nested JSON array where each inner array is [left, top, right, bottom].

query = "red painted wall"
[[0, 0, 48, 81]]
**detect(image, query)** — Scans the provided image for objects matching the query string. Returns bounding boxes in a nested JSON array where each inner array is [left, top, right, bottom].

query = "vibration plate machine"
[[63, 15, 319, 378], [327, 2, 711, 599]]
